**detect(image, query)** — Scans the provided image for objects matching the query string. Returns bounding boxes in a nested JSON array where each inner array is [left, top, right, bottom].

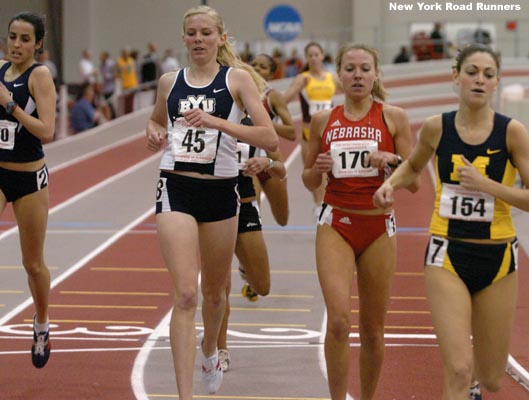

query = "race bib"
[[0, 120, 18, 150], [236, 142, 251, 170], [330, 140, 378, 178], [169, 119, 219, 164], [425, 236, 448, 267], [385, 211, 397, 237], [36, 165, 49, 190], [438, 183, 494, 222], [309, 100, 332, 116]]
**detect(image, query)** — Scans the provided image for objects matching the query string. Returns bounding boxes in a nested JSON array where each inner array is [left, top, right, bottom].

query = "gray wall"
[[360, 0, 529, 64], [2, 0, 528, 84], [62, 0, 353, 83]]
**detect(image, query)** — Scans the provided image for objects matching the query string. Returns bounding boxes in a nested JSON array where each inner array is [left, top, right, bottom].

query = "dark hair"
[[8, 12, 46, 54], [256, 53, 277, 74], [304, 41, 323, 56], [453, 43, 500, 73], [77, 82, 93, 101]]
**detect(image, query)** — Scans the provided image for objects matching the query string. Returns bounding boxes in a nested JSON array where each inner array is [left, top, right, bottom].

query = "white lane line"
[[131, 272, 205, 399], [1, 341, 440, 358], [0, 149, 159, 326], [0, 205, 155, 327], [508, 355, 529, 391], [132, 271, 203, 399], [0, 152, 160, 242], [45, 107, 151, 150], [47, 130, 145, 174], [46, 229, 157, 235], [131, 310, 172, 400]]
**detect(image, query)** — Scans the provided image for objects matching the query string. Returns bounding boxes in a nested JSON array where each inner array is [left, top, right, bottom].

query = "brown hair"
[[453, 43, 500, 73], [304, 41, 323, 56]]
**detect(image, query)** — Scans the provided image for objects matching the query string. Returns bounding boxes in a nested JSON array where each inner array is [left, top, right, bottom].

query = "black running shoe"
[[31, 315, 51, 368]]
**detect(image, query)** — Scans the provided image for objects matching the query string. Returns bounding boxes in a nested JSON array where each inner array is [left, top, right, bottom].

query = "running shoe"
[[31, 314, 51, 368], [241, 283, 258, 302], [469, 381, 482, 400], [218, 349, 230, 372], [197, 332, 223, 394]]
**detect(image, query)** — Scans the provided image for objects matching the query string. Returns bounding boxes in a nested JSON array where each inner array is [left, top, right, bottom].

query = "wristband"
[[6, 100, 18, 115], [266, 157, 274, 170], [388, 154, 403, 169]]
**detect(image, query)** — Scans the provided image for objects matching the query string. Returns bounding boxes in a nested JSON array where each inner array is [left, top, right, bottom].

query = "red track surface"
[[1, 85, 529, 399], [0, 136, 152, 226]]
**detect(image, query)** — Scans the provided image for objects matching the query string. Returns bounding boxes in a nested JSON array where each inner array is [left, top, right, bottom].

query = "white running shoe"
[[197, 332, 223, 394], [218, 349, 230, 372], [469, 381, 482, 400]]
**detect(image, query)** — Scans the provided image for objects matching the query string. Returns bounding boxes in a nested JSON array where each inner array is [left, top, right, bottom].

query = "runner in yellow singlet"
[[284, 42, 341, 216]]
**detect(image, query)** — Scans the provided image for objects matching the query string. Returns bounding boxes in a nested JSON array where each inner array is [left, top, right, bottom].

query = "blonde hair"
[[182, 6, 266, 93], [335, 43, 388, 101]]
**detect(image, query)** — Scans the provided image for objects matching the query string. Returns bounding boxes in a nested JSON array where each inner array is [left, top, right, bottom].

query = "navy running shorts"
[[0, 164, 48, 202], [155, 171, 239, 222], [238, 200, 262, 233]]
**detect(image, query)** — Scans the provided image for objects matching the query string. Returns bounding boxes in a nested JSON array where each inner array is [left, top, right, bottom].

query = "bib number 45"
[[181, 129, 205, 153]]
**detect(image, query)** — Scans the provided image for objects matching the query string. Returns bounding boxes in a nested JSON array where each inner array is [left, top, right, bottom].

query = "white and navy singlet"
[[0, 62, 44, 162], [159, 66, 244, 177]]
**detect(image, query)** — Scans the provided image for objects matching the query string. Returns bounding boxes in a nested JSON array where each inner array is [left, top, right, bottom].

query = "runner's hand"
[[373, 184, 395, 209]]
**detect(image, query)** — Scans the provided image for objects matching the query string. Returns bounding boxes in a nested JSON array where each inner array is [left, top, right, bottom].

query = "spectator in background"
[[323, 53, 335, 72], [140, 41, 160, 84], [37, 49, 58, 87], [70, 82, 104, 133], [79, 49, 97, 84], [430, 22, 445, 59], [160, 48, 180, 74], [271, 48, 284, 79], [412, 31, 433, 61], [116, 47, 138, 113], [474, 28, 492, 46], [130, 48, 141, 84], [285, 48, 303, 77], [239, 42, 254, 63], [99, 51, 116, 118], [393, 46, 410, 63], [445, 41, 458, 59]]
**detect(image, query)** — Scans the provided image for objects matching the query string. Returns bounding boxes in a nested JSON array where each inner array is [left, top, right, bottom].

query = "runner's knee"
[[445, 361, 473, 390], [327, 314, 351, 341], [22, 258, 46, 278], [173, 290, 198, 311]]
